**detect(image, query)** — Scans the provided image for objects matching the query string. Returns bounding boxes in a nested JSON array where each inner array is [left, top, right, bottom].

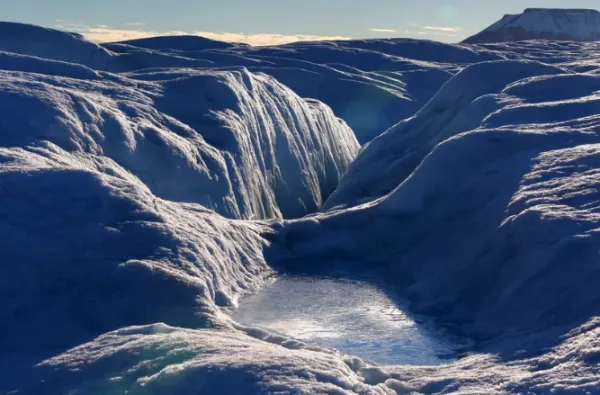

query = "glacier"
[[2, 19, 600, 395]]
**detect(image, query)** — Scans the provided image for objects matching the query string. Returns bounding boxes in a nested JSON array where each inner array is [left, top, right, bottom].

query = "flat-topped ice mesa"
[[464, 8, 600, 43]]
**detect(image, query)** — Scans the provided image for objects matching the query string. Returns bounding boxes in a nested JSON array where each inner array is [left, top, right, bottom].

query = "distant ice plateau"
[[464, 8, 600, 43]]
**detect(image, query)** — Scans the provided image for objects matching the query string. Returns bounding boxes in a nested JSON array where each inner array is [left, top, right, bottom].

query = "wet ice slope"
[[3, 21, 600, 394], [0, 56, 358, 220]]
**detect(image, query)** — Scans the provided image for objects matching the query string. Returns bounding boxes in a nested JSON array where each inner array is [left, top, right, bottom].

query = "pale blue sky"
[[3, 0, 599, 45]]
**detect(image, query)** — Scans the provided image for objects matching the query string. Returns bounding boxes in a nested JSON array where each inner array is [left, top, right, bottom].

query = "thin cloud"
[[369, 28, 397, 33], [83, 27, 174, 42], [78, 26, 350, 46], [125, 22, 146, 27], [422, 26, 462, 32], [418, 30, 457, 37], [54, 21, 89, 32], [193, 31, 351, 46]]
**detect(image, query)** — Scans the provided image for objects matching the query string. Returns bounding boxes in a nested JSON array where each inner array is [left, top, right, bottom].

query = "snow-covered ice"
[[2, 19, 600, 395]]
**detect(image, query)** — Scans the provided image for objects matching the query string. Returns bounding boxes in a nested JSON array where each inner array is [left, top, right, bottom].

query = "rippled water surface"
[[233, 276, 472, 365]]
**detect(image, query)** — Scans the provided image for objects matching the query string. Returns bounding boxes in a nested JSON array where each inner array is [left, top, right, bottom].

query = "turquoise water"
[[233, 276, 472, 365]]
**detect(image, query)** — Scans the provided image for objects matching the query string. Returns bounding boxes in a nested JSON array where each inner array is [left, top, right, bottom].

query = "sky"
[[3, 0, 600, 45]]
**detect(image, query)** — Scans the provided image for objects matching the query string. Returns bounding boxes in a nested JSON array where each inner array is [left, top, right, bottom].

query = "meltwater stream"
[[233, 276, 472, 365]]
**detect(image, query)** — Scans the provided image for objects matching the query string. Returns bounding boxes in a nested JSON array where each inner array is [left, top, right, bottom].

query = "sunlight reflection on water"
[[233, 276, 472, 365]]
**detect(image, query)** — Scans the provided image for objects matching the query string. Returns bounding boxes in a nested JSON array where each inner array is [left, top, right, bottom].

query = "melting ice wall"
[[0, 59, 358, 220]]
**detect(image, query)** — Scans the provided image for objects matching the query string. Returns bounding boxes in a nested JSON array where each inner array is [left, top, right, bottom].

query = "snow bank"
[[341, 317, 600, 393], [308, 38, 500, 64], [109, 35, 240, 51], [29, 325, 393, 395], [0, 22, 114, 67], [0, 22, 216, 72], [0, 144, 275, 391], [324, 60, 566, 209]]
